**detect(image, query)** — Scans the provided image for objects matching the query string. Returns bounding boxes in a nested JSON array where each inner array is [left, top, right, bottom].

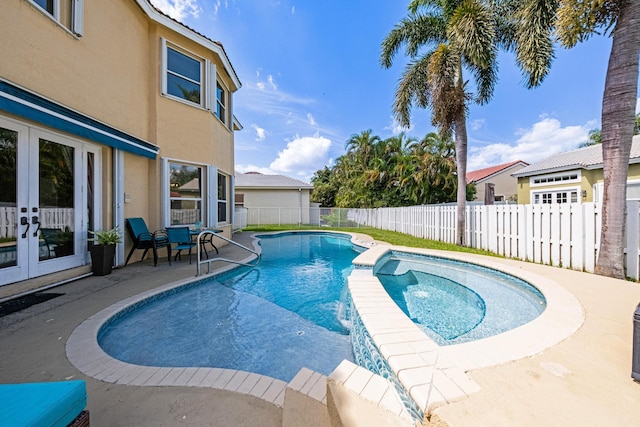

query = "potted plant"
[[89, 227, 122, 276]]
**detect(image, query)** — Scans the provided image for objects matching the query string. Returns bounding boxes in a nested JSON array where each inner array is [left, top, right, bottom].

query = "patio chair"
[[124, 218, 170, 266], [166, 226, 196, 264]]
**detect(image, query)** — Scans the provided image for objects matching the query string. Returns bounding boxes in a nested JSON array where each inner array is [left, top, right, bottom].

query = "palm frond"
[[514, 0, 558, 87], [380, 14, 447, 67], [393, 54, 434, 127]]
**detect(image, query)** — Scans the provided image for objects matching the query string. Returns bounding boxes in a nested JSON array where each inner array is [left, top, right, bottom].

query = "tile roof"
[[466, 160, 528, 183], [513, 135, 640, 177], [235, 173, 313, 189]]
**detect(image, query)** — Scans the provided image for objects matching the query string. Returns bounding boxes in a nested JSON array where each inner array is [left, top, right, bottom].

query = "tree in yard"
[[515, 0, 640, 278], [381, 0, 511, 245]]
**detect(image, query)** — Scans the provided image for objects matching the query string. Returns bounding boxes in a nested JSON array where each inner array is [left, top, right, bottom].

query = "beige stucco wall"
[[238, 188, 313, 224], [474, 164, 527, 202], [1, 0, 237, 264]]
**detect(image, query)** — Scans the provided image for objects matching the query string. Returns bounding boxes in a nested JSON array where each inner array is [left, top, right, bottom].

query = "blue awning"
[[0, 80, 159, 159]]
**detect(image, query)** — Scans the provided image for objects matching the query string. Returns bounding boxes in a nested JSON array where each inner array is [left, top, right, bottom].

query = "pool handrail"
[[195, 230, 260, 275]]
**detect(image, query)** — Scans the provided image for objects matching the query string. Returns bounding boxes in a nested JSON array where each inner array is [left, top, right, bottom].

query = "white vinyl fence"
[[237, 202, 640, 280], [348, 202, 640, 280]]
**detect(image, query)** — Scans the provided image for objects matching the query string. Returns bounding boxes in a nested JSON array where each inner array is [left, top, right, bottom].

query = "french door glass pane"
[[39, 139, 75, 260], [0, 128, 18, 268]]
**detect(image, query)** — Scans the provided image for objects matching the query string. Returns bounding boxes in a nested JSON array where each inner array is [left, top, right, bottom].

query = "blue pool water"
[[98, 233, 547, 384], [98, 232, 359, 382], [375, 251, 546, 345]]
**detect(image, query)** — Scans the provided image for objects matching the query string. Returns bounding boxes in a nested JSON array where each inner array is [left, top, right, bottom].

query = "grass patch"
[[241, 225, 496, 257]]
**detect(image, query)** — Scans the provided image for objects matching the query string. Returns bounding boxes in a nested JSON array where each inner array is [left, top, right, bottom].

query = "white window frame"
[[531, 186, 581, 205], [530, 170, 581, 187], [161, 39, 205, 109], [163, 159, 207, 227], [28, 0, 84, 36], [215, 78, 228, 126], [217, 171, 230, 225]]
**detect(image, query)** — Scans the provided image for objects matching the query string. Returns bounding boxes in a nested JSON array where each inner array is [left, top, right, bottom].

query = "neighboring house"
[[467, 160, 529, 203], [0, 0, 241, 287], [513, 135, 640, 204], [235, 173, 314, 224]]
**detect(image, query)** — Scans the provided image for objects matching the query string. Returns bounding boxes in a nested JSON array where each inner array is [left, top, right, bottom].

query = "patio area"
[[0, 231, 639, 426]]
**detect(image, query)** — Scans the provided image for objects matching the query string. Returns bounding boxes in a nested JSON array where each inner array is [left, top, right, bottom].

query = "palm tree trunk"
[[455, 116, 468, 246], [594, 0, 640, 279]]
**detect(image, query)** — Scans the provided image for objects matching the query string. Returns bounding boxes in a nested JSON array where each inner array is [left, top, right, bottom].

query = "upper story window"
[[29, 0, 84, 36], [165, 45, 202, 106], [216, 81, 226, 125], [33, 0, 55, 15]]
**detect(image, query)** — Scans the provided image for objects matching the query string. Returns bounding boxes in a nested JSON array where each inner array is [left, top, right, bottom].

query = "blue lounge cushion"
[[0, 380, 87, 427]]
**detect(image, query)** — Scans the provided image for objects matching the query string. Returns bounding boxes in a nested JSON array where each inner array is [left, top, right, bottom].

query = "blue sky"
[[152, 0, 640, 182]]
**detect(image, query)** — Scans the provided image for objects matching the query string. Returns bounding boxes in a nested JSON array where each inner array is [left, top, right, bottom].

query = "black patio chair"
[[124, 218, 170, 266]]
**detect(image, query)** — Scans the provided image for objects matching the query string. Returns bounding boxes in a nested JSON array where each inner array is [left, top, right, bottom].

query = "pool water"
[[375, 252, 546, 345], [98, 232, 359, 382]]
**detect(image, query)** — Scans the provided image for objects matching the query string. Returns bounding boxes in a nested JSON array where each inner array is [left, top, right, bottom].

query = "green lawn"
[[242, 225, 496, 257]]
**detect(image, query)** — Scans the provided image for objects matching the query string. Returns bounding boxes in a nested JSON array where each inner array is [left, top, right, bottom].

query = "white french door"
[[0, 117, 100, 286]]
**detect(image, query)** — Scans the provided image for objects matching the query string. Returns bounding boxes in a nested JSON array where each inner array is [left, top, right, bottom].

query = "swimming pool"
[[68, 231, 584, 422], [375, 251, 546, 345], [98, 232, 359, 382]]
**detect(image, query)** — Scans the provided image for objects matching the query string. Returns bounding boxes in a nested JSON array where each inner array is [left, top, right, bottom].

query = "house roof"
[[466, 160, 529, 183], [513, 135, 640, 177], [135, 0, 241, 91], [235, 173, 313, 190]]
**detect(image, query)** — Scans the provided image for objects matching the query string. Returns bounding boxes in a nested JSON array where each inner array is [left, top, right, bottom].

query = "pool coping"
[[65, 231, 584, 419], [349, 244, 584, 415], [65, 230, 378, 409]]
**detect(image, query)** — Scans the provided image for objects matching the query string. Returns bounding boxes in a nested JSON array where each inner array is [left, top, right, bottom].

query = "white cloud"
[[385, 115, 414, 135], [307, 113, 317, 126], [636, 97, 640, 114], [267, 75, 278, 91], [251, 124, 267, 141], [291, 6, 296, 14], [468, 117, 594, 170], [269, 134, 332, 177], [150, 0, 201, 20], [470, 119, 485, 131]]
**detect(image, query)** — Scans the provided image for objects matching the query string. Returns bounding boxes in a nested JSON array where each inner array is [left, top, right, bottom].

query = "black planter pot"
[[89, 244, 116, 276]]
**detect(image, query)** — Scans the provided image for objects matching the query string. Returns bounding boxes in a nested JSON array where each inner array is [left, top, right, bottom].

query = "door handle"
[[20, 216, 30, 239], [32, 216, 40, 237]]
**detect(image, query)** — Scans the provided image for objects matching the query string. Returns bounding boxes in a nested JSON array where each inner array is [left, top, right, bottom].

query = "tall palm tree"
[[381, 0, 506, 245], [515, 0, 640, 279]]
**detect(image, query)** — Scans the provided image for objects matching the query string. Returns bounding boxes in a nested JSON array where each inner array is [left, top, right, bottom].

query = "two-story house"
[[0, 0, 241, 287], [513, 135, 640, 204]]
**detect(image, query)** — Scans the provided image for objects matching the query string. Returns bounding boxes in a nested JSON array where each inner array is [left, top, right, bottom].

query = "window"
[[531, 172, 580, 186], [216, 81, 226, 124], [218, 172, 228, 223], [169, 162, 203, 225], [533, 190, 579, 204], [29, 0, 83, 36], [234, 193, 245, 206], [33, 0, 54, 15], [165, 45, 202, 106]]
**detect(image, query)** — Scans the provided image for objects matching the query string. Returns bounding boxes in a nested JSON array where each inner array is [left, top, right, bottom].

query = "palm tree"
[[515, 0, 640, 279], [381, 0, 506, 245]]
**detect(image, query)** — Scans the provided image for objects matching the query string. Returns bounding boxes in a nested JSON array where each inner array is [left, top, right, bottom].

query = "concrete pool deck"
[[0, 231, 639, 426]]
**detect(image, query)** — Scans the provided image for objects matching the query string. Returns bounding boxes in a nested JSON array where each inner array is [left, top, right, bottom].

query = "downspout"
[[113, 149, 125, 266]]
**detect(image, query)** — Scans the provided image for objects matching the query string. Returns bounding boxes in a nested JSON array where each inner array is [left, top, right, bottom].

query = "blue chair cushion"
[[0, 380, 87, 427]]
